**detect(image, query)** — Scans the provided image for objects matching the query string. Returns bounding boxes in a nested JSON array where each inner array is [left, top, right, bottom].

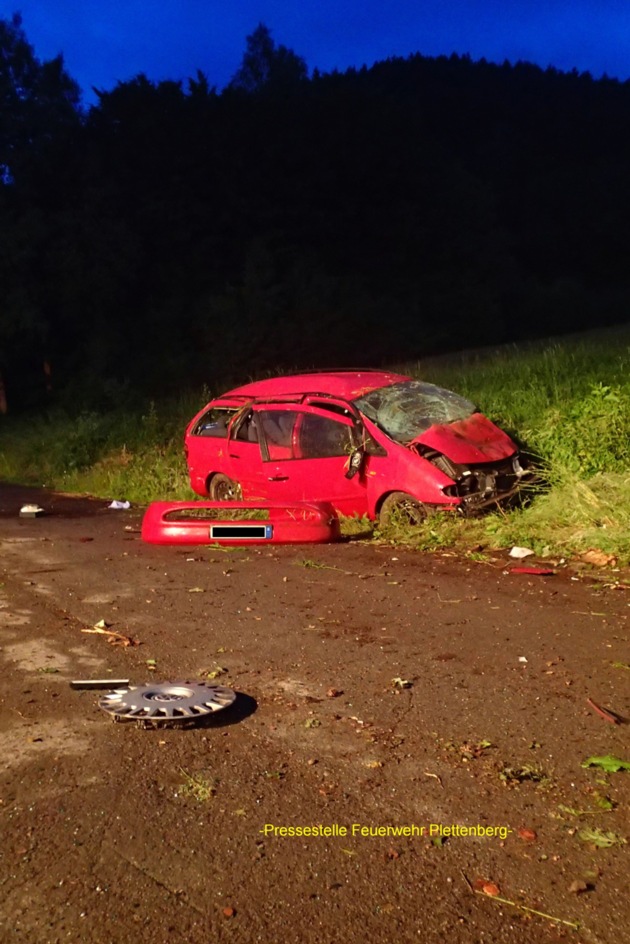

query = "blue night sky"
[[4, 1, 630, 103]]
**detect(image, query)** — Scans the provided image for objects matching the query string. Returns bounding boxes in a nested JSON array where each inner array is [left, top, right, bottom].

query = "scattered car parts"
[[510, 566, 556, 576], [99, 681, 236, 723], [141, 500, 341, 545], [71, 678, 130, 690]]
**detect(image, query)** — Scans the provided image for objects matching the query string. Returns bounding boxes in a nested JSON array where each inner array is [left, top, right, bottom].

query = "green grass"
[[177, 769, 217, 802], [1, 325, 629, 562]]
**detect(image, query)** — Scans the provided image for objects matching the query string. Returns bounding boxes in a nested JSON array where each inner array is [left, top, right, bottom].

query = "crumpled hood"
[[413, 413, 518, 464]]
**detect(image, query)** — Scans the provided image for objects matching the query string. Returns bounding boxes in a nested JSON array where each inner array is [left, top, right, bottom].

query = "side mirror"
[[345, 448, 365, 479]]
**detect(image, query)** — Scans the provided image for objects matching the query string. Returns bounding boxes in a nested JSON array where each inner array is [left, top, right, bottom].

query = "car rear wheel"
[[379, 492, 429, 528], [208, 473, 241, 501]]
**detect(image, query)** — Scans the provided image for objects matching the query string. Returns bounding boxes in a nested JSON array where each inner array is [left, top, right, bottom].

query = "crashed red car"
[[184, 370, 528, 524]]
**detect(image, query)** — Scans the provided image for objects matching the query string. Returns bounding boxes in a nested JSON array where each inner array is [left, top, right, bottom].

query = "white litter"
[[509, 546, 535, 559], [518, 656, 528, 663], [108, 500, 131, 510]]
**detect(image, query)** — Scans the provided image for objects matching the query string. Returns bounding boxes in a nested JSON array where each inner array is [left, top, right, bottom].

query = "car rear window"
[[354, 381, 475, 441]]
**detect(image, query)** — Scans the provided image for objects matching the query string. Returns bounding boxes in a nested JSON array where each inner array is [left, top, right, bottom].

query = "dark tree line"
[[2, 17, 630, 412]]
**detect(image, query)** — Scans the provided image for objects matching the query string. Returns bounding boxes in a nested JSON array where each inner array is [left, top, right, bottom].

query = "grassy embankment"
[[1, 326, 629, 563]]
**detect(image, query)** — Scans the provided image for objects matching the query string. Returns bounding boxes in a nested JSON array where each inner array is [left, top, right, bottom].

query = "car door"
[[255, 405, 369, 515], [222, 407, 268, 499]]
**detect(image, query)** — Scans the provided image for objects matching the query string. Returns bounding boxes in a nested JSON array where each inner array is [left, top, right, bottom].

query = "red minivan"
[[184, 370, 528, 524]]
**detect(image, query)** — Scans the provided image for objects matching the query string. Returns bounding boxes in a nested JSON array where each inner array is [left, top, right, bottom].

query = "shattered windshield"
[[354, 381, 476, 441]]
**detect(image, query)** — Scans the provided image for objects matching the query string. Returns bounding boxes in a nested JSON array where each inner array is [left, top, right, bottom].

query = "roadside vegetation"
[[0, 326, 629, 564]]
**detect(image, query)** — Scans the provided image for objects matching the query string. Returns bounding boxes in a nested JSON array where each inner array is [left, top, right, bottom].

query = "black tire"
[[379, 492, 428, 528], [208, 473, 241, 501]]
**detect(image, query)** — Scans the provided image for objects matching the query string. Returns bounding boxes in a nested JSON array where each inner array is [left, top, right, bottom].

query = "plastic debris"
[[108, 500, 131, 510], [510, 567, 555, 576], [509, 546, 535, 559], [19, 504, 44, 518]]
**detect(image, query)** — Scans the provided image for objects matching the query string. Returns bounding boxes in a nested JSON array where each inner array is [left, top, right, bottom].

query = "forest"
[[2, 14, 630, 414]]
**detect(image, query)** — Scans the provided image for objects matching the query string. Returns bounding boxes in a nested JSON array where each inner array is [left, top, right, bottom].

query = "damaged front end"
[[414, 445, 528, 515], [354, 380, 533, 515]]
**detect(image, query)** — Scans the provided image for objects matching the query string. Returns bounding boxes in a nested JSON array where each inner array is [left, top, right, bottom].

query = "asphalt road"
[[1, 484, 629, 944]]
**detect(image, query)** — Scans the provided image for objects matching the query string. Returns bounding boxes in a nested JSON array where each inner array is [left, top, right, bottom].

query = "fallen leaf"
[[327, 688, 343, 698], [582, 755, 630, 773], [568, 880, 588, 895], [206, 666, 227, 679], [578, 827, 626, 848], [222, 906, 235, 918], [482, 882, 500, 897], [517, 827, 537, 842]]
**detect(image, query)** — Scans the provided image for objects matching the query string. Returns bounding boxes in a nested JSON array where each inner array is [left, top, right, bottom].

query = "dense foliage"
[[2, 17, 630, 412]]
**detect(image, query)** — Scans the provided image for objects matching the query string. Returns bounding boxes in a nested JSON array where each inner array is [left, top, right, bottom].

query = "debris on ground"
[[99, 681, 236, 723], [586, 698, 621, 724], [509, 546, 535, 559], [581, 549, 617, 567], [509, 567, 556, 576], [581, 755, 630, 772], [517, 827, 537, 842], [70, 678, 130, 690], [108, 500, 131, 510], [81, 625, 139, 646], [19, 504, 44, 518]]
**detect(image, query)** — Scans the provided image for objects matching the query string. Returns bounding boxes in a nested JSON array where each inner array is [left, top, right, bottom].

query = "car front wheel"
[[379, 492, 429, 528], [208, 473, 241, 501]]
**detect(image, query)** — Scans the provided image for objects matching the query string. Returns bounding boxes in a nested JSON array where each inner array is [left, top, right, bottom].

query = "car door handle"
[[268, 475, 289, 481]]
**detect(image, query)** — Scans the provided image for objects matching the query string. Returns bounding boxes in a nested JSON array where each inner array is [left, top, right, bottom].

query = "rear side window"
[[193, 407, 236, 436]]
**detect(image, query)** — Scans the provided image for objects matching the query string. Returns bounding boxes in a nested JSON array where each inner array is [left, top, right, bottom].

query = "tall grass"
[[1, 325, 629, 562]]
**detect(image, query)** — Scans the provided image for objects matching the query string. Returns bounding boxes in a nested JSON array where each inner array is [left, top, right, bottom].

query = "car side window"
[[258, 410, 299, 460], [194, 407, 236, 437], [298, 413, 358, 459]]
